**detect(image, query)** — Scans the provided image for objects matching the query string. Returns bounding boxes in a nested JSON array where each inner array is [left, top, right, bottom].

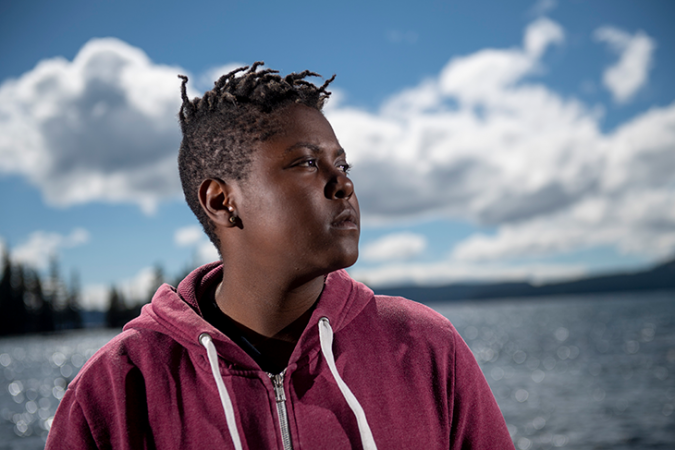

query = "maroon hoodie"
[[46, 263, 514, 449]]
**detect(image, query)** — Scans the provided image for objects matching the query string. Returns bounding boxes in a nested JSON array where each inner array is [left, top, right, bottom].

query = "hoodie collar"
[[125, 263, 374, 371]]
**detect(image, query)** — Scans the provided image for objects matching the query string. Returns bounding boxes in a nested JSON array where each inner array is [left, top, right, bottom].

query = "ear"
[[198, 178, 237, 227]]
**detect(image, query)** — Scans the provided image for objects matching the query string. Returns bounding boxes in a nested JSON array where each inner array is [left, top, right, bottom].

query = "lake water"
[[0, 290, 673, 449]]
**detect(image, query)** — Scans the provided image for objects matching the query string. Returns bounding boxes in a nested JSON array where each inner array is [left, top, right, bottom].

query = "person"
[[45, 63, 515, 450]]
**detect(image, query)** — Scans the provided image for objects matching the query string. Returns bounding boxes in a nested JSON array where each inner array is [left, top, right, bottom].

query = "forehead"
[[256, 104, 342, 158], [274, 104, 335, 138]]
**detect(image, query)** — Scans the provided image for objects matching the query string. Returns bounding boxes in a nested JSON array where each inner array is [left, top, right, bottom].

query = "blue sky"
[[1, 0, 674, 309]]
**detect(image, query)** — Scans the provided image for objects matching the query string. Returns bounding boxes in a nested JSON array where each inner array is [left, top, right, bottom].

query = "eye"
[[338, 162, 352, 174], [298, 159, 318, 168]]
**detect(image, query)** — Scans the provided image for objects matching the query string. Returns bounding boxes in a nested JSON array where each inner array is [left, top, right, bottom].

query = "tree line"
[[0, 248, 190, 336], [104, 264, 167, 328], [0, 249, 82, 335]]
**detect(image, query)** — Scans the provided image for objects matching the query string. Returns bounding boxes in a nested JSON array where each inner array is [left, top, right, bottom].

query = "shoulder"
[[347, 293, 460, 356], [334, 270, 456, 337], [69, 327, 175, 394], [373, 294, 457, 336], [48, 329, 171, 449]]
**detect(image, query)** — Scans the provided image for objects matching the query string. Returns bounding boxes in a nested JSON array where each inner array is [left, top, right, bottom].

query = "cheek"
[[290, 196, 327, 233], [246, 188, 321, 237], [241, 186, 285, 235]]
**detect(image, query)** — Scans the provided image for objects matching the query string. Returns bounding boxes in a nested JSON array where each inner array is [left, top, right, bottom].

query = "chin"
[[312, 240, 359, 274], [331, 249, 359, 271], [344, 250, 359, 268]]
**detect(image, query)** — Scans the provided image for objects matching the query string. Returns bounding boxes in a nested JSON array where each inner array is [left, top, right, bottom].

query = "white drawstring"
[[318, 317, 378, 450], [199, 333, 243, 450], [199, 323, 377, 450]]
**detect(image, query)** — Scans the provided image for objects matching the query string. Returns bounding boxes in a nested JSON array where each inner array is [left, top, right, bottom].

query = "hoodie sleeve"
[[449, 330, 516, 450], [45, 391, 98, 449], [45, 342, 155, 450]]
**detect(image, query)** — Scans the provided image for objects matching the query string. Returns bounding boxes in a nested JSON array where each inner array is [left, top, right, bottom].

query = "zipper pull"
[[271, 372, 286, 402]]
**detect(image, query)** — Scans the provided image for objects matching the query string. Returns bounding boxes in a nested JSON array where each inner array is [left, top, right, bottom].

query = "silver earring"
[[227, 207, 237, 224]]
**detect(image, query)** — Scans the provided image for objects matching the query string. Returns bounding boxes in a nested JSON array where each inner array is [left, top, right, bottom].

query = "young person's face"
[[233, 104, 360, 277]]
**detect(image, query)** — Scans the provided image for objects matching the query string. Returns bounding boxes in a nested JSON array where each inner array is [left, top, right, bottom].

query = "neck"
[[214, 266, 326, 341]]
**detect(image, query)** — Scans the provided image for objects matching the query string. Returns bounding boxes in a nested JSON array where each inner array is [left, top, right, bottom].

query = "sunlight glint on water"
[[0, 291, 674, 449], [432, 291, 675, 449], [0, 329, 119, 448]]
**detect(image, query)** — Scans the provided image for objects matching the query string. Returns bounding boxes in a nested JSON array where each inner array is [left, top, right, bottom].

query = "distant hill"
[[372, 258, 675, 303]]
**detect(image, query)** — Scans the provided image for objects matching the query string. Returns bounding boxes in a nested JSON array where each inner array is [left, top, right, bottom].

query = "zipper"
[[269, 370, 293, 450]]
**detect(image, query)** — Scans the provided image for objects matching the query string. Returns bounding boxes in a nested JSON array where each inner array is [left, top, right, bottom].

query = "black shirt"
[[199, 286, 296, 374]]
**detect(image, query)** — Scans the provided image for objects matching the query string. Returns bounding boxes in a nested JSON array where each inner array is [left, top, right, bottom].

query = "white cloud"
[[12, 228, 90, 269], [362, 232, 427, 262], [82, 265, 156, 310], [0, 38, 194, 213], [433, 18, 563, 105], [350, 259, 586, 288], [330, 17, 580, 223], [524, 17, 564, 59], [327, 18, 675, 263], [80, 284, 109, 311], [174, 225, 204, 247], [173, 225, 219, 264], [1, 21, 673, 273], [117, 266, 157, 303], [198, 62, 247, 91], [594, 26, 656, 104], [197, 241, 220, 263]]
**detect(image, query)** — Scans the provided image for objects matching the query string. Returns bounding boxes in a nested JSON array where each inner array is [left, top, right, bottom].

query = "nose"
[[325, 171, 354, 200]]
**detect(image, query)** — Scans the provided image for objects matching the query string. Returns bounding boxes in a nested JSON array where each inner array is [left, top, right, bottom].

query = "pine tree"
[[47, 256, 68, 329], [65, 270, 83, 329], [146, 264, 165, 304], [24, 267, 54, 332], [11, 265, 28, 334], [106, 286, 126, 328], [0, 249, 13, 336], [0, 255, 29, 335]]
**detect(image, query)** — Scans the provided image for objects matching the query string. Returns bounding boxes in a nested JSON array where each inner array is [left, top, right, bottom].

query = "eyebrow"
[[285, 142, 345, 157]]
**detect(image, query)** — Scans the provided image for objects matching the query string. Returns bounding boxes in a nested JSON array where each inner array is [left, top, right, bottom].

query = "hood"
[[124, 263, 375, 371], [123, 263, 381, 449]]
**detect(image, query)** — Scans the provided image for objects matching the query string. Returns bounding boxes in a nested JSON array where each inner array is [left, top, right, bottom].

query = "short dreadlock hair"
[[177, 62, 335, 253]]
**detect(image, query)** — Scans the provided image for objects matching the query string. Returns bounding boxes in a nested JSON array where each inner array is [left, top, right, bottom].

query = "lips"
[[331, 208, 359, 230]]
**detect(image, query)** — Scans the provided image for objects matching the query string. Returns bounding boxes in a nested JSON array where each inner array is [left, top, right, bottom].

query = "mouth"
[[331, 208, 359, 230]]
